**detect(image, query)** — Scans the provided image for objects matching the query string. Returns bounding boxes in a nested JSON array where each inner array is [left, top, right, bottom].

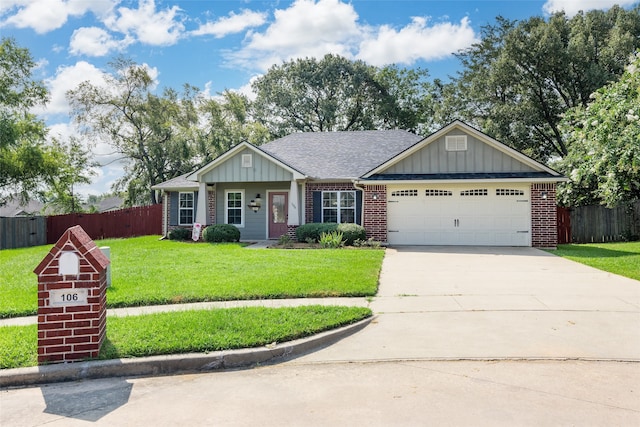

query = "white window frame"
[[322, 191, 356, 224], [225, 190, 245, 228], [178, 192, 195, 225], [445, 135, 468, 151]]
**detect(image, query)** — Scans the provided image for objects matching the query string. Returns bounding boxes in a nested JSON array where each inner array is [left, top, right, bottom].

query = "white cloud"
[[69, 27, 131, 57], [357, 16, 478, 66], [231, 0, 360, 70], [192, 9, 267, 38], [543, 0, 638, 16], [35, 61, 108, 117], [0, 0, 116, 34], [104, 0, 185, 46], [229, 0, 478, 72]]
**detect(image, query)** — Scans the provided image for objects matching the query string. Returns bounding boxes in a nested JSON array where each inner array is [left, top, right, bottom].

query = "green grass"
[[552, 241, 640, 281], [0, 236, 384, 318], [0, 306, 372, 369]]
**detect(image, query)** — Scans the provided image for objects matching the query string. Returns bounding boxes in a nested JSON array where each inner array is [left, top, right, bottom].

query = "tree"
[[68, 58, 200, 205], [42, 137, 97, 213], [251, 54, 433, 137], [194, 90, 270, 167], [556, 52, 640, 208], [440, 6, 640, 161], [0, 37, 52, 203]]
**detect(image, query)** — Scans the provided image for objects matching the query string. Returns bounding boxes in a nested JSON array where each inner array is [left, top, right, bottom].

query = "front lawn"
[[552, 241, 640, 281], [0, 305, 372, 369], [0, 236, 384, 318]]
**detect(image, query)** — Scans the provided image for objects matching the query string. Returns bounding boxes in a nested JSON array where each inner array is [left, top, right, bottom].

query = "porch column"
[[195, 182, 208, 225], [288, 180, 300, 226]]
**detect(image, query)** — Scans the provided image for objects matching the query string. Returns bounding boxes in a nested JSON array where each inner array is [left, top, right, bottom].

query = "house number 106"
[[49, 289, 88, 306]]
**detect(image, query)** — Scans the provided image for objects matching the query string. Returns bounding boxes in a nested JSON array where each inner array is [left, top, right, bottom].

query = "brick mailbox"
[[34, 225, 110, 364]]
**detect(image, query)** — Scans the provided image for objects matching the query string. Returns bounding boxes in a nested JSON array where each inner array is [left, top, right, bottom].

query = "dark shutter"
[[312, 191, 322, 223], [169, 192, 178, 226], [355, 190, 363, 225]]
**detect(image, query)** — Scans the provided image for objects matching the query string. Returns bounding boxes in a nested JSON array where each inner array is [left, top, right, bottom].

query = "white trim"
[[363, 120, 563, 178], [356, 177, 567, 186], [321, 190, 356, 224], [178, 191, 195, 225], [195, 182, 207, 225], [224, 189, 245, 228]]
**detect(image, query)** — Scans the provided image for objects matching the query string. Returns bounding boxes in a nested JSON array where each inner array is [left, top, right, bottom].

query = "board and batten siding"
[[201, 148, 294, 183], [383, 130, 537, 175]]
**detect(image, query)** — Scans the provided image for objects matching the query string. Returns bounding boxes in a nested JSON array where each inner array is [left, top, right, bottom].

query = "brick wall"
[[531, 183, 558, 248], [362, 184, 388, 242]]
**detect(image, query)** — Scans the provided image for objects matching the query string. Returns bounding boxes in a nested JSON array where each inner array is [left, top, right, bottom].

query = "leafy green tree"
[[195, 90, 270, 166], [0, 37, 53, 203], [556, 53, 640, 208], [42, 137, 97, 213], [439, 6, 640, 161], [68, 58, 200, 205], [251, 54, 433, 137]]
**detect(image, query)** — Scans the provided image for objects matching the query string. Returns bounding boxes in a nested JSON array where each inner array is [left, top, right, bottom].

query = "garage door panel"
[[387, 184, 531, 246]]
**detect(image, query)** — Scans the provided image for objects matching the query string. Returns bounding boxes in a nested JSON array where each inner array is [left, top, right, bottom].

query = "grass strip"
[[0, 306, 371, 369], [0, 236, 384, 318], [552, 242, 640, 281]]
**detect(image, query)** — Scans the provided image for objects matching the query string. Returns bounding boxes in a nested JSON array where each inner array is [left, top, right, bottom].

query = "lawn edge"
[[0, 316, 374, 388]]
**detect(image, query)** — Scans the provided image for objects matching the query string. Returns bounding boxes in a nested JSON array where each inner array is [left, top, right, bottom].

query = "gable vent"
[[445, 135, 467, 151], [241, 154, 253, 168]]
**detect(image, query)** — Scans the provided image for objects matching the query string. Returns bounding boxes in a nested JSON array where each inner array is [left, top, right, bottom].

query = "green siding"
[[202, 148, 293, 183]]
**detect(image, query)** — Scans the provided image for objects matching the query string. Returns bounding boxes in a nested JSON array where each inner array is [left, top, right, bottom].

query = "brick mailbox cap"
[[34, 225, 110, 275]]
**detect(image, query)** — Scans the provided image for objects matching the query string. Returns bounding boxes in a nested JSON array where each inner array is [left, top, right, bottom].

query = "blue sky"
[[1, 0, 636, 197]]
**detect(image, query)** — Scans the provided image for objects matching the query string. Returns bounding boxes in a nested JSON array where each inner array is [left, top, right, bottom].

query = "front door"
[[268, 192, 288, 239]]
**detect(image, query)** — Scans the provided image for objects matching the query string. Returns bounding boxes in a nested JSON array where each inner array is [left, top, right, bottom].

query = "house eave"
[[356, 177, 569, 185]]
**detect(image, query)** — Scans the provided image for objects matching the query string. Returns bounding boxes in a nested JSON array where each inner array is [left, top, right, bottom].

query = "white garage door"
[[387, 184, 531, 246]]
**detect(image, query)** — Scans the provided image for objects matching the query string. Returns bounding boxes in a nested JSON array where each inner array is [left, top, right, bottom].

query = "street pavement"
[[1, 246, 639, 426]]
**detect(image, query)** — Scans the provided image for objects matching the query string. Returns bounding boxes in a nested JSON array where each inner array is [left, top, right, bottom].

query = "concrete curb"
[[0, 316, 374, 389]]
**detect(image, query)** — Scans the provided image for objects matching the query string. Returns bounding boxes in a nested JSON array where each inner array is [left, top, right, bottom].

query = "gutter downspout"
[[353, 180, 366, 227]]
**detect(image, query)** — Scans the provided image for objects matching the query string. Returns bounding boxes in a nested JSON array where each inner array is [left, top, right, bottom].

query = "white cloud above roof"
[[103, 0, 185, 46], [229, 0, 479, 72], [192, 9, 267, 38], [543, 0, 638, 16], [69, 27, 131, 56], [0, 0, 115, 34], [357, 16, 478, 66]]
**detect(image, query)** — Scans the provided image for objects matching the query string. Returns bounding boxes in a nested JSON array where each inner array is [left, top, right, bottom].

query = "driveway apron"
[[297, 246, 640, 362]]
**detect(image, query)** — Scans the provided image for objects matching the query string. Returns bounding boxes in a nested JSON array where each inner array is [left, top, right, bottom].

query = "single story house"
[[152, 120, 566, 247]]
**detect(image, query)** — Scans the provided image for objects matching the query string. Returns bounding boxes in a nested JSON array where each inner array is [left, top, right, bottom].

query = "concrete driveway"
[[298, 246, 640, 362]]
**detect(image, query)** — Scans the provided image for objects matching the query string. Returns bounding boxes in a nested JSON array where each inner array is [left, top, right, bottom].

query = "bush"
[[203, 224, 241, 242], [336, 223, 366, 246], [295, 223, 338, 242], [168, 228, 192, 241], [296, 223, 366, 246]]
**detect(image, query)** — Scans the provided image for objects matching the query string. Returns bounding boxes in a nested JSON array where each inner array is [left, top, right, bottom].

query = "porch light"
[[541, 191, 548, 200], [372, 192, 379, 200], [248, 194, 262, 213]]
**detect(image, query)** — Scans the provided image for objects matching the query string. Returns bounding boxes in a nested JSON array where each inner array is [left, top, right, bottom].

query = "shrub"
[[295, 223, 337, 242], [319, 231, 344, 248], [168, 228, 191, 241], [336, 223, 366, 245], [203, 224, 241, 242], [353, 238, 382, 248]]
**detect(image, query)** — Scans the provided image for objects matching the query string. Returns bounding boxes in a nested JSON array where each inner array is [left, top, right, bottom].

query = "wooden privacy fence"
[[0, 216, 47, 249], [559, 201, 640, 244], [46, 204, 162, 244]]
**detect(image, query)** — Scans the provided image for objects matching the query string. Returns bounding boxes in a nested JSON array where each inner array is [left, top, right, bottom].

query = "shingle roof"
[[151, 173, 199, 190], [260, 130, 423, 179]]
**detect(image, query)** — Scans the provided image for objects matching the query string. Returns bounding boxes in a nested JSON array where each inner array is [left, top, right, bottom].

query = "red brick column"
[[531, 183, 558, 248], [363, 185, 388, 242], [34, 225, 110, 364]]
